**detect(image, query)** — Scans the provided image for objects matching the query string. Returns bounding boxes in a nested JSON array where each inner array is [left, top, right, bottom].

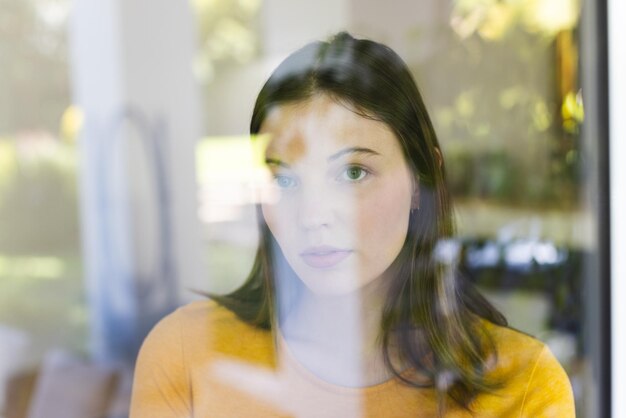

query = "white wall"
[[69, 0, 203, 363]]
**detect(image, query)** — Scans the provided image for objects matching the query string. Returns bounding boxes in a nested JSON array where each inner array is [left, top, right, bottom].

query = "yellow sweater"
[[130, 301, 575, 417]]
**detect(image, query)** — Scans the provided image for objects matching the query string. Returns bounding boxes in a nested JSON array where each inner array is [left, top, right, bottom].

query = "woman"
[[130, 32, 575, 417]]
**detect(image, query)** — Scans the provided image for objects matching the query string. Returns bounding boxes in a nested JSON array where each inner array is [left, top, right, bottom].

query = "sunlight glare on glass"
[[195, 135, 273, 223], [0, 256, 66, 280]]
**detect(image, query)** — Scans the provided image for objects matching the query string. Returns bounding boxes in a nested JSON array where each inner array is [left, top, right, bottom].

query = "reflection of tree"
[[0, 0, 262, 130], [191, 0, 261, 84], [0, 137, 79, 254], [0, 0, 70, 134], [417, 0, 582, 208]]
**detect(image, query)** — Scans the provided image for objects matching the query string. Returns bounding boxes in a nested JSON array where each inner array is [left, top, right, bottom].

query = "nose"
[[297, 185, 335, 230]]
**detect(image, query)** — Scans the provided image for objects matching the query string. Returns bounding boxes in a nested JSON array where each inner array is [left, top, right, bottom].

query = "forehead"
[[260, 95, 401, 160]]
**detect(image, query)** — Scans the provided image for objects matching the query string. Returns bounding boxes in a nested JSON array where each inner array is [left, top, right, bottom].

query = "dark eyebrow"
[[328, 147, 381, 161], [265, 157, 289, 168], [265, 147, 380, 167]]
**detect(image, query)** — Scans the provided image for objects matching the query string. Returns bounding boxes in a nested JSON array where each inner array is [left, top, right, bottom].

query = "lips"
[[299, 246, 353, 269]]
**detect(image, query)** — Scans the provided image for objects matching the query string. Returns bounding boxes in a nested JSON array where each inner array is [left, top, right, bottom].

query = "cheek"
[[261, 203, 282, 241], [261, 200, 297, 253], [356, 175, 413, 258]]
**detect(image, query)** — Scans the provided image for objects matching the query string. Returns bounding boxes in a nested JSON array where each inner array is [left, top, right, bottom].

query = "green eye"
[[342, 166, 368, 182]]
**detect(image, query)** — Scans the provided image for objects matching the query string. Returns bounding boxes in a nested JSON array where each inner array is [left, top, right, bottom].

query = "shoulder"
[[131, 300, 275, 417], [485, 322, 569, 384], [141, 299, 275, 367], [484, 321, 546, 376], [477, 322, 575, 417]]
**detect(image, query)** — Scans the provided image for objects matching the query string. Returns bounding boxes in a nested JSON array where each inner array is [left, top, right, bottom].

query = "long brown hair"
[[212, 32, 507, 411]]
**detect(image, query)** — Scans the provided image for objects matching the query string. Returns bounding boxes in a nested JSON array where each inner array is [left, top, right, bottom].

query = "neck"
[[279, 276, 401, 387]]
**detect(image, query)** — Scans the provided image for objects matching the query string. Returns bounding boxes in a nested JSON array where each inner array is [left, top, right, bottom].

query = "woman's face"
[[260, 95, 415, 296]]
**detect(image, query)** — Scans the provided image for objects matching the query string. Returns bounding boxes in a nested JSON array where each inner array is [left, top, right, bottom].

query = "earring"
[[411, 192, 420, 213], [411, 198, 420, 212]]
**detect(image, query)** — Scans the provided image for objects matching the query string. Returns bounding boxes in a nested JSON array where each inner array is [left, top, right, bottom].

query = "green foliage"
[[414, 14, 581, 209], [191, 0, 261, 83], [0, 0, 70, 134], [0, 254, 87, 355], [0, 139, 80, 254]]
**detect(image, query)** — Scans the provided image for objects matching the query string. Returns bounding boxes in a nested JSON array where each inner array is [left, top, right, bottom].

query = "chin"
[[294, 264, 378, 297], [301, 279, 362, 296]]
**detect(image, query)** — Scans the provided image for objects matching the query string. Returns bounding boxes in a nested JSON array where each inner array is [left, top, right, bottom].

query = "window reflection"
[[194, 0, 592, 415], [0, 0, 604, 416]]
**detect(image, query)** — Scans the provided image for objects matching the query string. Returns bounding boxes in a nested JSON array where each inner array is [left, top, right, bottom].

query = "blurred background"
[[0, 0, 622, 417]]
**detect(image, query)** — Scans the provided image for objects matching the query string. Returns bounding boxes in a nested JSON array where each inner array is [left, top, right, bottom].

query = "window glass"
[[192, 0, 595, 416], [0, 0, 85, 358], [1, 1, 602, 416]]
